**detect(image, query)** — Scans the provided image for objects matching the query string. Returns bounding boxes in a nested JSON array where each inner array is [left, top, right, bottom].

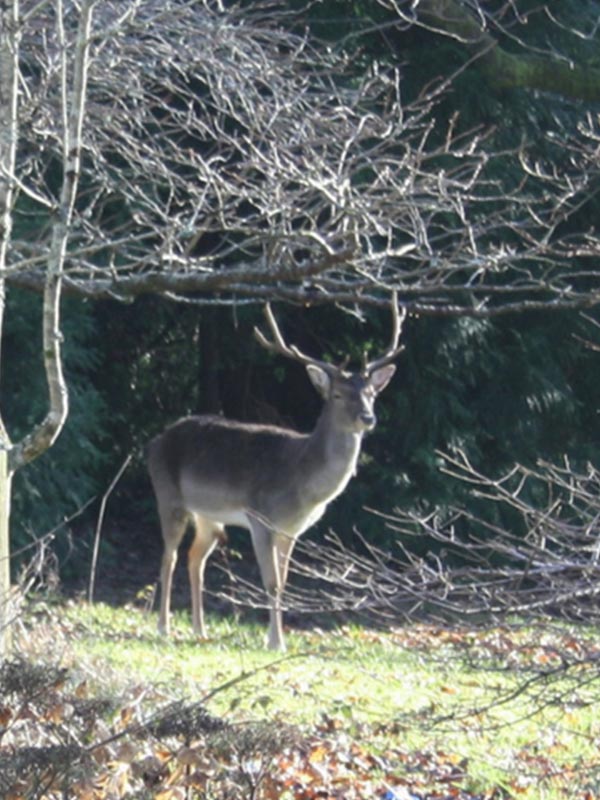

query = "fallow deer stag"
[[147, 296, 405, 650]]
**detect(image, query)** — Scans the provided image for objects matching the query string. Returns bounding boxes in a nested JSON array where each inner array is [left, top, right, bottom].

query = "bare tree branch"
[[248, 455, 600, 630], [4, 0, 600, 316], [10, 0, 95, 472], [393, 0, 600, 101]]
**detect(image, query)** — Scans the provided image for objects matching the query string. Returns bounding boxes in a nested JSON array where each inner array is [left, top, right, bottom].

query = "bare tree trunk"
[[0, 451, 12, 654], [11, 0, 94, 471], [0, 0, 94, 654], [0, 0, 19, 656]]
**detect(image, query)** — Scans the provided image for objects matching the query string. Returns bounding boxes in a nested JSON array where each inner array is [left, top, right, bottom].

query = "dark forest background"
[[4, 0, 600, 587]]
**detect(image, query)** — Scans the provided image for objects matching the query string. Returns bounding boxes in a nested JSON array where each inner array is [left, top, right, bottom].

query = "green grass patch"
[[11, 597, 600, 799]]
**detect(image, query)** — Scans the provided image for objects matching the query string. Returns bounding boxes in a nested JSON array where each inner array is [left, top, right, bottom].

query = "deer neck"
[[299, 408, 363, 505]]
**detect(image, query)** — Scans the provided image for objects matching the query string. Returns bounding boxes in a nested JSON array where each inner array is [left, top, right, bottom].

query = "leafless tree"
[[247, 453, 600, 633], [9, 0, 600, 317], [3, 0, 600, 651], [0, 0, 94, 653]]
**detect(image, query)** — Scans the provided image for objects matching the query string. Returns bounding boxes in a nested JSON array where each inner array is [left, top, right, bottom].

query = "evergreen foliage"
[[3, 0, 600, 581], [83, 294, 600, 557], [2, 289, 108, 568]]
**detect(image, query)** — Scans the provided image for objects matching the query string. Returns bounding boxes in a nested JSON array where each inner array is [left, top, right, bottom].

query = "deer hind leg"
[[157, 505, 189, 636], [149, 445, 189, 637], [188, 515, 224, 638], [250, 521, 294, 652]]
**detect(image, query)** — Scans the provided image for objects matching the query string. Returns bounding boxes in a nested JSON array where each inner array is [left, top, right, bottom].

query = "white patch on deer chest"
[[304, 432, 362, 506]]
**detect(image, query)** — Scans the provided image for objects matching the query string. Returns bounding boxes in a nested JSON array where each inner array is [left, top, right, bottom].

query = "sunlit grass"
[[16, 596, 600, 799]]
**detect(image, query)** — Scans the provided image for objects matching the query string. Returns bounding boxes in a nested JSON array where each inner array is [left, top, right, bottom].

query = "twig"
[[88, 453, 132, 603]]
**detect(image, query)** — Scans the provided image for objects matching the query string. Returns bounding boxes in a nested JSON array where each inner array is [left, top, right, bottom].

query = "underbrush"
[[3, 597, 600, 799]]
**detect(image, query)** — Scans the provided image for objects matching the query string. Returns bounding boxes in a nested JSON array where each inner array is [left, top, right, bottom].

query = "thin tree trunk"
[[11, 0, 94, 471], [0, 0, 19, 657], [0, 448, 12, 653], [0, 0, 94, 653]]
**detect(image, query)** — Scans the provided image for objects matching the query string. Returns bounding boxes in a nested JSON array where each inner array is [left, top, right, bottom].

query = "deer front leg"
[[250, 521, 286, 651], [275, 531, 297, 591], [188, 516, 223, 638]]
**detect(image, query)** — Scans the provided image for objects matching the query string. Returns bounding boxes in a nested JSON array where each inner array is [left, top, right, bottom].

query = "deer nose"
[[359, 412, 376, 429]]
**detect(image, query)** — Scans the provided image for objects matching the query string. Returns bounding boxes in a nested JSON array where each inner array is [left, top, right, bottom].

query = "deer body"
[[148, 300, 404, 650], [150, 414, 360, 530]]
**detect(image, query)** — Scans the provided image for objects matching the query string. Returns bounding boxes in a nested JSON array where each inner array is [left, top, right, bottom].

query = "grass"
[[12, 595, 600, 799]]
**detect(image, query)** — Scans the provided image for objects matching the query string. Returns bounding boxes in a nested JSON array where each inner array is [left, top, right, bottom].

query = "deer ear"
[[306, 364, 331, 398], [370, 364, 396, 394]]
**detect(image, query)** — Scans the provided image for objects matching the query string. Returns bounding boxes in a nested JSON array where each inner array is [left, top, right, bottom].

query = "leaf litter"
[[6, 605, 600, 799]]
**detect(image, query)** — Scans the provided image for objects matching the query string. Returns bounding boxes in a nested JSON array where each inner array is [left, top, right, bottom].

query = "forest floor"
[[4, 591, 600, 800]]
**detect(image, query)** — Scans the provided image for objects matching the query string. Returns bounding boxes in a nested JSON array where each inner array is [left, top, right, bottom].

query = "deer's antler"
[[254, 304, 337, 374], [363, 292, 406, 374]]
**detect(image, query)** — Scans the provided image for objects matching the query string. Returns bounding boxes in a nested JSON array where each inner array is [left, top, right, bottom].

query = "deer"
[[147, 296, 405, 651]]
